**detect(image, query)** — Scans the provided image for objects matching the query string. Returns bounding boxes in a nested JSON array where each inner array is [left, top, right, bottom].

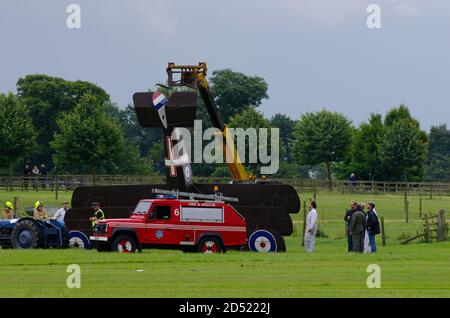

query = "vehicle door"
[[145, 204, 176, 244]]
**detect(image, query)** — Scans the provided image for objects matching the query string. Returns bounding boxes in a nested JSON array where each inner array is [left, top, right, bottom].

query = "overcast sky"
[[1, 0, 449, 130]]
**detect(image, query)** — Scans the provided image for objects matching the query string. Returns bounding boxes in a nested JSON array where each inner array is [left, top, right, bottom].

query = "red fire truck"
[[90, 189, 249, 253]]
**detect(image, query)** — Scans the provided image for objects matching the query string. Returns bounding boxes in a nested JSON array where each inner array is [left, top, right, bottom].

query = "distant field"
[[0, 190, 449, 298]]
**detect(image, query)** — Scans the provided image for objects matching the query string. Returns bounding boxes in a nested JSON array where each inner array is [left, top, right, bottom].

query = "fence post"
[[424, 214, 430, 242], [419, 197, 423, 218], [301, 200, 307, 247], [437, 210, 446, 242], [404, 189, 409, 223], [380, 216, 386, 246], [55, 175, 59, 200], [429, 184, 433, 200], [13, 196, 19, 218]]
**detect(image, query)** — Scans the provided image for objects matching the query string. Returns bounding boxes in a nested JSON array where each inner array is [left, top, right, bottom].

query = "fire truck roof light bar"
[[152, 188, 239, 202]]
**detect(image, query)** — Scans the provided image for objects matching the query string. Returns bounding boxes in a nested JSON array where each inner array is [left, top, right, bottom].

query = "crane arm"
[[166, 62, 254, 181]]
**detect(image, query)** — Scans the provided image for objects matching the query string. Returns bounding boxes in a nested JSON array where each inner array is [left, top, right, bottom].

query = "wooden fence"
[[401, 210, 448, 244], [0, 175, 450, 196]]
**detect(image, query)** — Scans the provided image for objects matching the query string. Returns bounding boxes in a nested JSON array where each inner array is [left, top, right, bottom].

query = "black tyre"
[[197, 236, 223, 254], [111, 235, 137, 253], [270, 229, 286, 252], [11, 220, 42, 249]]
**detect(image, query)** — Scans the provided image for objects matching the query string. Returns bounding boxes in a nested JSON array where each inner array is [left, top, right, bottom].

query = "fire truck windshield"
[[133, 201, 152, 214]]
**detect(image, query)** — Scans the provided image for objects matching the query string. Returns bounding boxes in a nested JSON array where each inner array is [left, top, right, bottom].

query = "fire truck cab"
[[90, 190, 247, 253]]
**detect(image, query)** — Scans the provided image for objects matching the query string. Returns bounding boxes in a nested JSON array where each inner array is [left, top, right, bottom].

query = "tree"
[[210, 69, 268, 122], [292, 110, 353, 184], [0, 93, 36, 175], [270, 113, 295, 162], [335, 113, 384, 180], [380, 106, 428, 181], [426, 124, 450, 180], [17, 74, 110, 166], [228, 107, 272, 175], [51, 94, 124, 176]]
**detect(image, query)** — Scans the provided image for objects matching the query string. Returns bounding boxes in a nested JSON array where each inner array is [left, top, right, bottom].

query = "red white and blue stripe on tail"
[[152, 92, 169, 110]]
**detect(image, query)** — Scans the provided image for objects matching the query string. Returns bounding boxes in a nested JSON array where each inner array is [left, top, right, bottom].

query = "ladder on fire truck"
[[152, 188, 239, 203]]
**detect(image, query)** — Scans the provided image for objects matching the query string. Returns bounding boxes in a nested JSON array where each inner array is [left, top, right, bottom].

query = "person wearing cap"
[[34, 201, 48, 221], [53, 201, 69, 223], [366, 202, 380, 253], [89, 202, 105, 229], [3, 201, 14, 219]]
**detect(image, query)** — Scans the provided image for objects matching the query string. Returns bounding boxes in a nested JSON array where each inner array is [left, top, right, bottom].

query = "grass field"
[[0, 190, 449, 298]]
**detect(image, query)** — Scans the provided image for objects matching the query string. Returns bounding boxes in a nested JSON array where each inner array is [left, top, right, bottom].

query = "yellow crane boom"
[[166, 62, 255, 181]]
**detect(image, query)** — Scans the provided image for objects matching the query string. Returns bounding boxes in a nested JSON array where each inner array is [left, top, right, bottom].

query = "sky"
[[1, 0, 450, 130]]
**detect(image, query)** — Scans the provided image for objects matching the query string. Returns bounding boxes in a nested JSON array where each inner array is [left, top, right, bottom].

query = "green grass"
[[0, 190, 449, 298]]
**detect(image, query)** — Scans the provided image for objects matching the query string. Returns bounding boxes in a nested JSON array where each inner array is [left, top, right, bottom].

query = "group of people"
[[2, 200, 104, 229], [23, 164, 49, 189], [23, 164, 48, 177], [345, 201, 380, 253], [303, 199, 381, 254]]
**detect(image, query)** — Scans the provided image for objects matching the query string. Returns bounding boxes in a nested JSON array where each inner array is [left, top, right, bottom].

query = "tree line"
[[0, 72, 448, 182]]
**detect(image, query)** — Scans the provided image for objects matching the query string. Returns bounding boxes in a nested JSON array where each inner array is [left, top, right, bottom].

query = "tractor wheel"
[[197, 236, 223, 254], [111, 235, 137, 253], [11, 220, 42, 249]]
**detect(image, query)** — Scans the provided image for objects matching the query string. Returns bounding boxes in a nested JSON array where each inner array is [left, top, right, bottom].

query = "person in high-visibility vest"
[[34, 201, 48, 221], [3, 201, 14, 219], [89, 202, 105, 229]]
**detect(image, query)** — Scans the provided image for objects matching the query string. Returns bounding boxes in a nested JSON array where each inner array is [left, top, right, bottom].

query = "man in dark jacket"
[[344, 201, 358, 252], [366, 202, 380, 253], [350, 204, 366, 253]]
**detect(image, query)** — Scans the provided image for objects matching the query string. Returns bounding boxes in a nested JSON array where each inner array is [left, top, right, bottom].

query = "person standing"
[[53, 201, 69, 223], [304, 201, 318, 253], [349, 173, 357, 189], [23, 164, 32, 190], [89, 202, 105, 229], [349, 204, 366, 253], [31, 165, 40, 189], [366, 202, 380, 253], [40, 164, 48, 189], [344, 201, 358, 252]]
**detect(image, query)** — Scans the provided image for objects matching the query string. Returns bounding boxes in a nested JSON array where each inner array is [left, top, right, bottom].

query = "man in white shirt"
[[304, 200, 318, 253], [53, 201, 68, 223]]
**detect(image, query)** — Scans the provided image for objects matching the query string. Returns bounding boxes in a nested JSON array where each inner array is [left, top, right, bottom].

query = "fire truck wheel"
[[197, 236, 222, 254], [111, 235, 137, 254]]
